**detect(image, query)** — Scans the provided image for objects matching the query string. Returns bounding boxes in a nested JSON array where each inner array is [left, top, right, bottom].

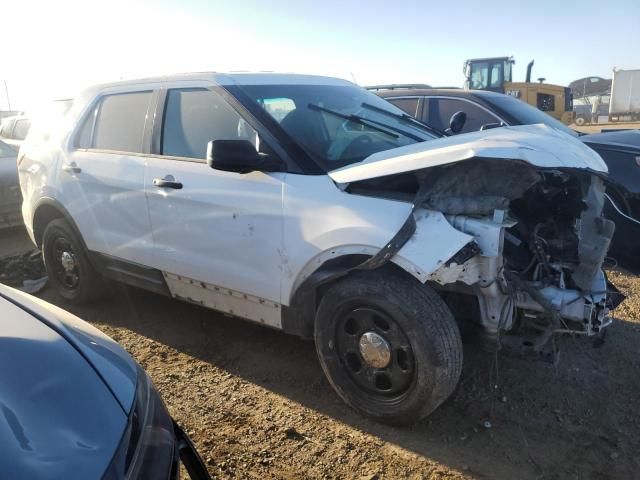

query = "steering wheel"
[[341, 135, 373, 159]]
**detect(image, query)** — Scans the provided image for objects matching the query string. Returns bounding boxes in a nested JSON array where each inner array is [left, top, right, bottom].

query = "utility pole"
[[3, 80, 11, 111]]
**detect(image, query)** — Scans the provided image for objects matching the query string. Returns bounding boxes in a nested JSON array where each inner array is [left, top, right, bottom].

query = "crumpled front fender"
[[289, 209, 475, 299], [394, 209, 476, 282]]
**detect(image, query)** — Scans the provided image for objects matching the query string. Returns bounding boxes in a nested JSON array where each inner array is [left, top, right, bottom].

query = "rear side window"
[[162, 88, 256, 160], [387, 98, 420, 117], [79, 91, 152, 152], [12, 119, 31, 140], [424, 98, 500, 133]]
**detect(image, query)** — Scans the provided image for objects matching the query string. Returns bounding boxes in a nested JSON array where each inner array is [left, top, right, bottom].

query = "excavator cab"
[[464, 56, 574, 124], [464, 57, 514, 92]]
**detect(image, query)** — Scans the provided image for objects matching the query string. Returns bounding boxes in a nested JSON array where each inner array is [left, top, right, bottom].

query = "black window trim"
[[72, 89, 156, 155], [420, 95, 506, 126]]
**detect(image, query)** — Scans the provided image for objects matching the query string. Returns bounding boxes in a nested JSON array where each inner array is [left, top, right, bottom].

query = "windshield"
[[232, 84, 438, 170], [490, 94, 579, 137]]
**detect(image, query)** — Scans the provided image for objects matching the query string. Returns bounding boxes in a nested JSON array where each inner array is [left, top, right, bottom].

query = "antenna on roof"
[[3, 80, 11, 111]]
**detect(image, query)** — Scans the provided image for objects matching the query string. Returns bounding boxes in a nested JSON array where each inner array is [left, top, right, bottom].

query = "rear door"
[[59, 88, 156, 265], [144, 84, 284, 319]]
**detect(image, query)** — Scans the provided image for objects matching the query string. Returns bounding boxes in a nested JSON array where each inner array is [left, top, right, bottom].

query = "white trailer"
[[609, 68, 640, 122]]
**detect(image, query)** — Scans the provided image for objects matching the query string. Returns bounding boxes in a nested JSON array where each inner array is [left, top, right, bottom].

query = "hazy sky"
[[2, 0, 639, 111]]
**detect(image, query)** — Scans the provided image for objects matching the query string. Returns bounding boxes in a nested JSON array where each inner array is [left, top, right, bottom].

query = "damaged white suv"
[[19, 73, 619, 424]]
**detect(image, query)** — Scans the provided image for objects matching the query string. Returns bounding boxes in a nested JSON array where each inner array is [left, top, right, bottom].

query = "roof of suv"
[[84, 72, 355, 92], [374, 87, 506, 100]]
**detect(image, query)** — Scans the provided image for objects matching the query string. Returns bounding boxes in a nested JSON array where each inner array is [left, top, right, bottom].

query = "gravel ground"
[[31, 270, 639, 480], [2, 228, 639, 479]]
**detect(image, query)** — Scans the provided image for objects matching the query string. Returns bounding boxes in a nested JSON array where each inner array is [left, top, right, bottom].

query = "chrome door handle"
[[62, 162, 82, 174]]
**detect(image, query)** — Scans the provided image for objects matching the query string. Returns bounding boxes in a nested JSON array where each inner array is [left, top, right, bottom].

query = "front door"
[[144, 86, 284, 324]]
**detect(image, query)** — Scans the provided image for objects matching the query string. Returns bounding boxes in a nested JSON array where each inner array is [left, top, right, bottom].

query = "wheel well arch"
[[32, 199, 86, 250], [282, 252, 428, 339]]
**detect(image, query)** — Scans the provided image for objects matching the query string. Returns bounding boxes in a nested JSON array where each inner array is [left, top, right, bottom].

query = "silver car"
[[0, 114, 31, 149], [0, 139, 22, 228]]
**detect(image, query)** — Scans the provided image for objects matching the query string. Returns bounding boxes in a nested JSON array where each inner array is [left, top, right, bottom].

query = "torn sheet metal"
[[395, 209, 475, 282]]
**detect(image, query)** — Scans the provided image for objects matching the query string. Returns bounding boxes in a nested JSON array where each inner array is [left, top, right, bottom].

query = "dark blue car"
[[0, 283, 210, 480]]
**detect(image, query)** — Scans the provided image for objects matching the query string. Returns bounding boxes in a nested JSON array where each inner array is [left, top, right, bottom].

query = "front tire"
[[314, 270, 462, 425], [42, 218, 103, 303]]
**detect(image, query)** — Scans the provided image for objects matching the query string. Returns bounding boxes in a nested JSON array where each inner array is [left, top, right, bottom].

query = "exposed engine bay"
[[348, 158, 623, 357]]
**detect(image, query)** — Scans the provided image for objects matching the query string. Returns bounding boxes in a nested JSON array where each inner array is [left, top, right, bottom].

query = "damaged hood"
[[329, 124, 608, 184]]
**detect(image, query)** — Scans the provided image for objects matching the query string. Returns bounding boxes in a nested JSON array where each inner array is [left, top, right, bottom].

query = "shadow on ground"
[[37, 282, 640, 480]]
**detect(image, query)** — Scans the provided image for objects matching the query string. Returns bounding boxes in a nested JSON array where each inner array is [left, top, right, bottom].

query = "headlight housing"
[[102, 368, 177, 480]]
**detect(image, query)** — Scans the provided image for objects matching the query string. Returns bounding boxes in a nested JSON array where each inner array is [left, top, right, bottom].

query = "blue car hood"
[[0, 284, 138, 412], [0, 286, 130, 479]]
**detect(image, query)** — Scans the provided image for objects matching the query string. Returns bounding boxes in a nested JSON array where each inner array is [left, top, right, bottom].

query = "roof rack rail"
[[364, 83, 432, 91]]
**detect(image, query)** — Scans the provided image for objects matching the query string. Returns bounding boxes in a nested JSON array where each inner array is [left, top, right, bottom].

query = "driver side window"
[[162, 88, 258, 161], [423, 98, 501, 133]]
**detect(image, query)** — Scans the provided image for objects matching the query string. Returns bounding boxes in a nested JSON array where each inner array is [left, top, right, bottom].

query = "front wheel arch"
[[282, 251, 432, 339]]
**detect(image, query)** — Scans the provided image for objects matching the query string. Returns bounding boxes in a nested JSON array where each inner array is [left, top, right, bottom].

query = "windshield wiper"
[[308, 104, 399, 139], [360, 102, 447, 137]]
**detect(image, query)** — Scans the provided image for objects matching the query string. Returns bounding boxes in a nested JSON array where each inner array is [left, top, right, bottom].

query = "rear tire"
[[42, 218, 103, 304], [575, 116, 586, 126], [314, 270, 462, 425]]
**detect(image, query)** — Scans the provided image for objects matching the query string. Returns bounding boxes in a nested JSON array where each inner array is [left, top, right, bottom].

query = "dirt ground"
[[2, 227, 640, 479]]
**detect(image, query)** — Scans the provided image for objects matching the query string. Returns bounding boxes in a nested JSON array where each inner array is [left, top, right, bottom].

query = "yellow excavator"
[[463, 56, 574, 124]]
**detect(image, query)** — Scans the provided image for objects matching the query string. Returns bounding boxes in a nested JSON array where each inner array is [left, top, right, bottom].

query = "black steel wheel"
[[336, 306, 415, 397], [42, 218, 103, 303], [50, 236, 80, 290], [315, 270, 462, 425]]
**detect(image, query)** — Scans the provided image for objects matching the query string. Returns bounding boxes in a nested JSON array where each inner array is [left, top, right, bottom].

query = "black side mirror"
[[445, 111, 467, 135], [206, 140, 283, 174]]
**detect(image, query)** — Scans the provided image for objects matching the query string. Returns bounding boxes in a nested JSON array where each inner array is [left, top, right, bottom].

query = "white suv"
[[18, 73, 617, 424]]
